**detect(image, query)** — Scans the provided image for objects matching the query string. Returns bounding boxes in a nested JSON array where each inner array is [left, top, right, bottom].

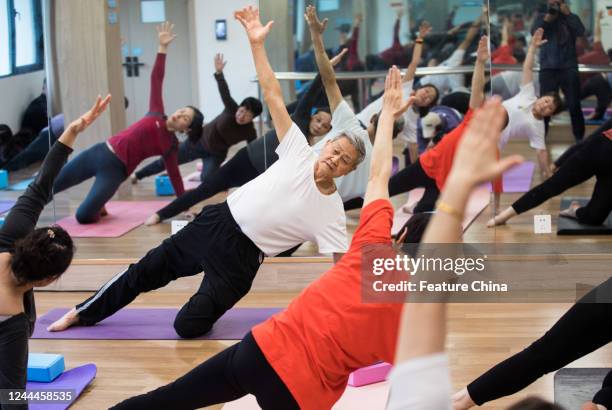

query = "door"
[[120, 0, 194, 125]]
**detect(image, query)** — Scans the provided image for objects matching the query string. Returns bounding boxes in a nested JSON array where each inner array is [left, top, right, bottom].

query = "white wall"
[[191, 0, 259, 121], [0, 70, 46, 131]]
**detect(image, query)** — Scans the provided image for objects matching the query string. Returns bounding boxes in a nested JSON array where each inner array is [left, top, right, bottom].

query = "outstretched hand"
[[530, 28, 548, 49], [381, 66, 414, 119], [157, 21, 177, 47], [330, 48, 348, 67], [450, 97, 523, 187], [476, 35, 490, 63], [214, 53, 227, 73], [235, 6, 273, 45], [304, 5, 328, 34], [67, 95, 112, 134]]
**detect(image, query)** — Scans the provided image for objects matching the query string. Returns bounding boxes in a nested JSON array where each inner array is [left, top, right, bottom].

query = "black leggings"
[[157, 147, 259, 221], [0, 314, 30, 410], [111, 332, 298, 410], [388, 158, 440, 213], [467, 278, 612, 408], [512, 133, 612, 225]]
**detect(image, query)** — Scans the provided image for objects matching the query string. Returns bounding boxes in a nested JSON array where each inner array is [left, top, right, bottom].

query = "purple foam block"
[[348, 362, 392, 387], [26, 364, 97, 410], [33, 308, 282, 340]]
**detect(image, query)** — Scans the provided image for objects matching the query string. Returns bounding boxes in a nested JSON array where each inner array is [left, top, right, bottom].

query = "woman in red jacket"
[[52, 21, 203, 224]]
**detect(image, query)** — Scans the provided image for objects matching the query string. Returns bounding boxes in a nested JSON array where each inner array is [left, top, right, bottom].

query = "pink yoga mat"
[[392, 187, 490, 235], [183, 171, 201, 190], [223, 382, 389, 409], [26, 364, 96, 410], [0, 200, 15, 215], [33, 307, 282, 340], [56, 201, 169, 238], [488, 161, 535, 193]]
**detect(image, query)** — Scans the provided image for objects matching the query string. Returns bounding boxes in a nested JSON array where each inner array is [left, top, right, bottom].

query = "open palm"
[[68, 95, 112, 134], [235, 6, 273, 44], [157, 21, 176, 47], [304, 5, 328, 34], [531, 28, 548, 48], [382, 66, 414, 119]]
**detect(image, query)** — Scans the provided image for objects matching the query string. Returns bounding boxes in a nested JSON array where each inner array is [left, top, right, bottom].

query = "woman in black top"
[[144, 51, 348, 225], [0, 96, 110, 409]]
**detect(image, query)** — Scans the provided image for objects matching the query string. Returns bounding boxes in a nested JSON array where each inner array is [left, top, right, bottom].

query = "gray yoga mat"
[[557, 198, 612, 235], [554, 368, 610, 409]]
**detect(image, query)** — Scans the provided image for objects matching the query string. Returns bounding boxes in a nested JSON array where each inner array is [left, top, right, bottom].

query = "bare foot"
[[145, 214, 161, 226], [452, 388, 476, 410], [559, 200, 581, 219], [100, 206, 109, 218], [549, 164, 558, 174], [47, 308, 79, 332], [487, 216, 506, 228], [183, 211, 197, 221], [130, 174, 138, 185]]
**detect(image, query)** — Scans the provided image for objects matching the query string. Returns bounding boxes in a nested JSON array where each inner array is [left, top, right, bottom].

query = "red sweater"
[[108, 53, 184, 196]]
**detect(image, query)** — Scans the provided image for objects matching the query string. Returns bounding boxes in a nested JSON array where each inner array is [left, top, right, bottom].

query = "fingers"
[[322, 18, 329, 31], [493, 155, 524, 176], [264, 20, 274, 33]]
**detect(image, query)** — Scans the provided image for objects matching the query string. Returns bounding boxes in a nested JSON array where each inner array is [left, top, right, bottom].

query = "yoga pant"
[[343, 197, 364, 212], [3, 128, 56, 172], [156, 147, 259, 221], [135, 140, 224, 183], [111, 332, 298, 410], [581, 74, 612, 121], [467, 277, 612, 408], [540, 68, 585, 141], [0, 314, 30, 410], [75, 201, 263, 339], [555, 118, 612, 168], [512, 133, 612, 225], [52, 143, 127, 224], [440, 92, 470, 115], [388, 158, 440, 213]]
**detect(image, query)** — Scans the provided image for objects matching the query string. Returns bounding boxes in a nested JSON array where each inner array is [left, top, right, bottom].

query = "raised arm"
[[594, 10, 603, 44], [363, 67, 413, 207], [235, 6, 292, 140], [560, 2, 585, 37], [305, 5, 344, 112], [404, 21, 431, 82], [0, 96, 111, 246], [469, 36, 489, 110], [150, 22, 176, 114], [522, 28, 547, 86], [214, 53, 239, 112]]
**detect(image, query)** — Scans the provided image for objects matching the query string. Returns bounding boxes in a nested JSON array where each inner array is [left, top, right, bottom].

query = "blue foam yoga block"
[[0, 170, 8, 189], [0, 216, 5, 228], [27, 353, 65, 382], [155, 175, 175, 196]]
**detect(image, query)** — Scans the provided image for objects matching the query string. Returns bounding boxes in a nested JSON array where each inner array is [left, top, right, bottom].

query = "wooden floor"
[[9, 123, 612, 408]]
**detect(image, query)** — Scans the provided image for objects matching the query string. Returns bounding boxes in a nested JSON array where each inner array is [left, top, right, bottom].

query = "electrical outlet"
[[534, 215, 552, 234]]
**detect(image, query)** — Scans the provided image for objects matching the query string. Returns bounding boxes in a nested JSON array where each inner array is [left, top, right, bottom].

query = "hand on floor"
[[452, 388, 476, 410], [47, 308, 79, 332], [145, 214, 161, 226]]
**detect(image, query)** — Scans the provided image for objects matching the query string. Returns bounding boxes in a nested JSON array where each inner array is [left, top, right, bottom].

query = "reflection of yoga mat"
[[27, 364, 97, 410], [183, 171, 201, 190], [0, 200, 15, 215], [557, 198, 612, 235], [33, 308, 282, 340], [554, 368, 610, 409], [223, 382, 389, 409], [392, 186, 490, 235], [488, 161, 535, 193], [8, 178, 35, 191], [56, 201, 169, 238]]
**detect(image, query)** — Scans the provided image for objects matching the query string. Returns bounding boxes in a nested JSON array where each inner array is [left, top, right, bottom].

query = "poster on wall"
[[598, 0, 612, 51]]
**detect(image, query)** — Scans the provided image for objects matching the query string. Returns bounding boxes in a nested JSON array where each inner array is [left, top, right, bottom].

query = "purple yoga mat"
[[33, 308, 283, 340], [26, 364, 96, 410], [488, 161, 535, 193], [0, 200, 15, 215]]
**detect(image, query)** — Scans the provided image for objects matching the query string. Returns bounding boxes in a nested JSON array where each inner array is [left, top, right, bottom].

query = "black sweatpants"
[[157, 147, 259, 221], [512, 133, 612, 225], [388, 158, 440, 213], [0, 314, 30, 410], [76, 202, 264, 339], [468, 278, 612, 408], [581, 74, 612, 121], [540, 68, 585, 141], [111, 332, 298, 410]]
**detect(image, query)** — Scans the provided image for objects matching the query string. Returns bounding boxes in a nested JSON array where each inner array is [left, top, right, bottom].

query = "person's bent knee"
[[173, 316, 213, 339], [75, 209, 101, 224]]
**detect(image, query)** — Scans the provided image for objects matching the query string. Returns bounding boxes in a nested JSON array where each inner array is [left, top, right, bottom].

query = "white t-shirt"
[[387, 353, 453, 410], [313, 101, 372, 202], [357, 80, 419, 144], [500, 82, 546, 150], [227, 123, 348, 256], [420, 49, 466, 96]]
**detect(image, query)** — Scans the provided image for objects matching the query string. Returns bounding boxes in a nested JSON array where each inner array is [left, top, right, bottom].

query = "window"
[[141, 0, 166, 23], [1, 0, 44, 78]]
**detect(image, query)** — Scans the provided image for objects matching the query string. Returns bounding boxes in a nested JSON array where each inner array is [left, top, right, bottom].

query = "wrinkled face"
[[309, 111, 332, 137], [317, 136, 359, 179], [533, 96, 557, 118], [168, 107, 195, 133], [414, 86, 437, 108], [235, 106, 255, 125]]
